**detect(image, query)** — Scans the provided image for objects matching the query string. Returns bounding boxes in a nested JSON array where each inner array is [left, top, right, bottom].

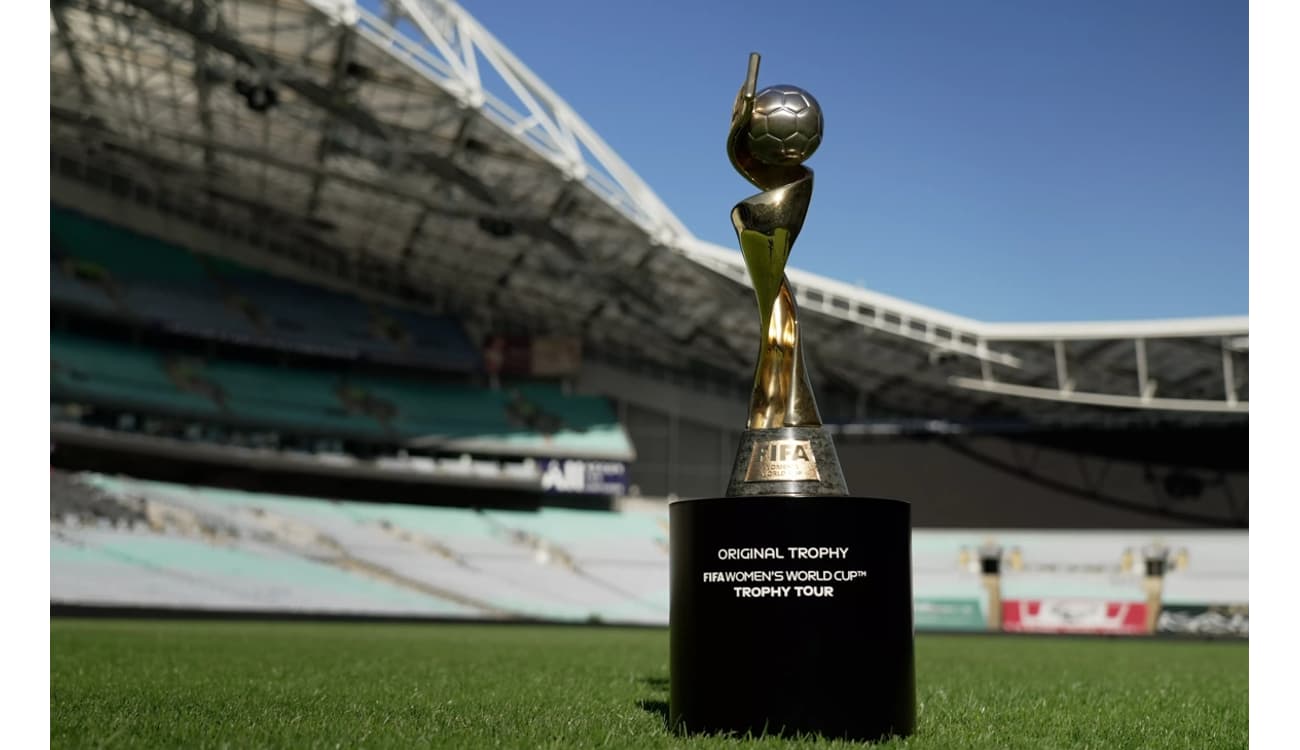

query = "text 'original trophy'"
[[668, 54, 916, 742]]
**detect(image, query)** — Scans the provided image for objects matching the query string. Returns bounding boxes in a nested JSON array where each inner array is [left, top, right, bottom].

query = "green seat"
[[50, 333, 630, 453], [52, 334, 175, 389], [202, 361, 385, 437], [51, 333, 219, 416], [51, 206, 213, 287]]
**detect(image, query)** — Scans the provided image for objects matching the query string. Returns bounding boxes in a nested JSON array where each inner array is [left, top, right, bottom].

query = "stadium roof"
[[50, 0, 1248, 426]]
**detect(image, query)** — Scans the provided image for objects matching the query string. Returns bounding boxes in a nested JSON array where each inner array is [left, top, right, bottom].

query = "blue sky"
[[450, 1, 1246, 322]]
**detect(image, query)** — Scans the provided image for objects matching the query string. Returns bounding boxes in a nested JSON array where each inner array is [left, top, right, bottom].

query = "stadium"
[[49, 0, 1248, 747]]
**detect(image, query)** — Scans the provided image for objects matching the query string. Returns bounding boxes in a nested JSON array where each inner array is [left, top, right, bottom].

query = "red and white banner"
[[1002, 599, 1147, 635]]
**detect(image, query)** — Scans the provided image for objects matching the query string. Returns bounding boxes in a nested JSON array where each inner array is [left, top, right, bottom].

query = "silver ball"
[[746, 85, 823, 166]]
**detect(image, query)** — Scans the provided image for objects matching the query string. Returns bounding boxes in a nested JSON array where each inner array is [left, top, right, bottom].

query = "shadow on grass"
[[637, 674, 670, 730], [637, 699, 670, 730]]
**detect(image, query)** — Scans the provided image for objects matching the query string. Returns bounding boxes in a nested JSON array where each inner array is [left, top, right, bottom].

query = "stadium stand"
[[51, 333, 223, 419], [51, 206, 480, 372], [51, 530, 478, 617], [50, 468, 147, 528], [49, 202, 634, 461], [53, 472, 670, 623], [49, 260, 118, 316], [51, 329, 633, 459], [50, 472, 1244, 632]]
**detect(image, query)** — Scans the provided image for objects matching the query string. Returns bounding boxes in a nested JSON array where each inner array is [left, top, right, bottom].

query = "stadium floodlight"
[[669, 54, 915, 743]]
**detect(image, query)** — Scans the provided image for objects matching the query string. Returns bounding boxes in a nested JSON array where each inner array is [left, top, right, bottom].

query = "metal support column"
[[1135, 338, 1151, 401], [1222, 339, 1238, 406], [1054, 340, 1071, 394]]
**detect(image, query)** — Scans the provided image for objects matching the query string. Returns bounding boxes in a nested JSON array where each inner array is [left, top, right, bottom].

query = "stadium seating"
[[49, 261, 119, 316], [51, 332, 224, 419], [201, 359, 387, 438], [1160, 534, 1249, 607], [51, 205, 480, 372], [50, 331, 633, 456], [52, 529, 477, 616], [55, 473, 670, 623], [52, 209, 264, 339], [50, 472, 1247, 631], [911, 529, 1249, 633], [50, 469, 147, 527], [482, 507, 667, 563], [50, 205, 634, 456]]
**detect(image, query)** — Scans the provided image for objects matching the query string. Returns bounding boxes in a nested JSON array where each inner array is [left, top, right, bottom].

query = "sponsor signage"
[[1002, 599, 1147, 635], [1157, 605, 1248, 637], [540, 459, 628, 495], [914, 598, 986, 631]]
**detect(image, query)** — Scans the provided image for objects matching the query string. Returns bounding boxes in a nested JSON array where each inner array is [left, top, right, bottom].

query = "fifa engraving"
[[744, 439, 821, 482]]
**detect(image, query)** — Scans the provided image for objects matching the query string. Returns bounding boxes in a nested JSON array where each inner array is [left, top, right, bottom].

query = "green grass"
[[51, 619, 1246, 749]]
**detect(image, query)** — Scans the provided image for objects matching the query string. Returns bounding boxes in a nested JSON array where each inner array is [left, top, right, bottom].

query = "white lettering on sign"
[[704, 546, 868, 599], [540, 459, 628, 494], [718, 547, 785, 560], [540, 460, 585, 492]]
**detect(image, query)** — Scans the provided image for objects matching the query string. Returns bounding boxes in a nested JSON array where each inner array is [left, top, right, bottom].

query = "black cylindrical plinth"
[[669, 495, 915, 741]]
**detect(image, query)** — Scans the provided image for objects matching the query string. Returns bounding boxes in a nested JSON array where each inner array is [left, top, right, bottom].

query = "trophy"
[[669, 54, 916, 741], [723, 52, 845, 498]]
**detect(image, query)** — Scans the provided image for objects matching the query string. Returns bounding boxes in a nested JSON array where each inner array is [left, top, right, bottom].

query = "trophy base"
[[668, 495, 915, 741]]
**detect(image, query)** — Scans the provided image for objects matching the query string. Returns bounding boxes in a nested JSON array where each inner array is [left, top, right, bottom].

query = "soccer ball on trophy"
[[745, 85, 824, 166]]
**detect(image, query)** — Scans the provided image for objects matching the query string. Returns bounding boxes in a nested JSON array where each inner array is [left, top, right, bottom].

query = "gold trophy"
[[669, 54, 915, 742], [725, 53, 847, 497]]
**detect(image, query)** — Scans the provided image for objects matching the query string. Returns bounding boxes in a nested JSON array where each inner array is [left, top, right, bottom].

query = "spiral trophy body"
[[724, 54, 846, 497], [668, 53, 916, 742]]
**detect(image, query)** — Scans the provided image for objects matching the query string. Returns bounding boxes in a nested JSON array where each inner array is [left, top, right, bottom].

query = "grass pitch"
[[51, 619, 1246, 749]]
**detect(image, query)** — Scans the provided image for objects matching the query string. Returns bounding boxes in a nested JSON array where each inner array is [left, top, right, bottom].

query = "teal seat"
[[202, 361, 386, 437], [486, 507, 664, 543], [51, 333, 220, 416], [50, 332, 630, 452], [203, 361, 342, 409], [52, 333, 175, 388], [52, 206, 212, 287]]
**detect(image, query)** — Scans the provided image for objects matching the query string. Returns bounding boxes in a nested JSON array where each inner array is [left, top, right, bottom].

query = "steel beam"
[[950, 377, 1248, 414]]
